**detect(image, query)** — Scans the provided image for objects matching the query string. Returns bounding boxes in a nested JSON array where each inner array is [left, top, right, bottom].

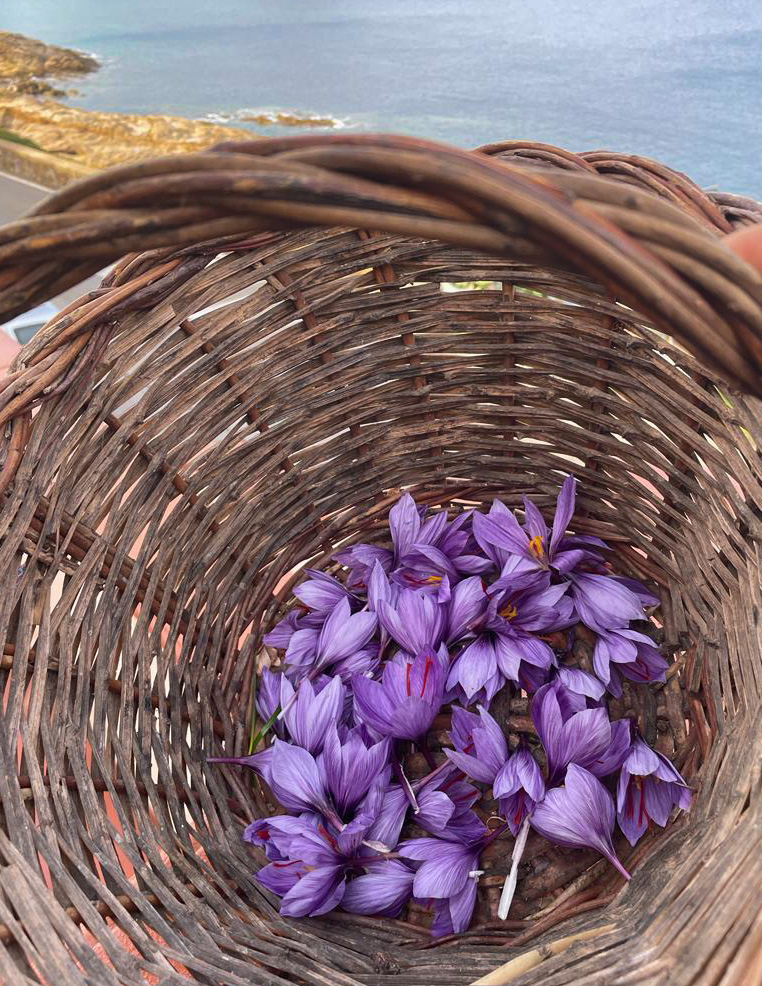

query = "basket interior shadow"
[[0, 137, 761, 986]]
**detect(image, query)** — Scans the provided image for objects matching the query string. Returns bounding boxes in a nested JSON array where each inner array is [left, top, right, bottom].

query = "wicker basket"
[[0, 135, 761, 986]]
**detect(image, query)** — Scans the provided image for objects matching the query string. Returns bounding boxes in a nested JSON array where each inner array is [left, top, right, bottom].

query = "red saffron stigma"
[[406, 662, 412, 697], [421, 658, 434, 696], [318, 823, 338, 850], [513, 791, 525, 827]]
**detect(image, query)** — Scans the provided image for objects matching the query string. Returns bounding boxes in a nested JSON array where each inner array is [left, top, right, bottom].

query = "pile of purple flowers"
[[210, 478, 691, 935]]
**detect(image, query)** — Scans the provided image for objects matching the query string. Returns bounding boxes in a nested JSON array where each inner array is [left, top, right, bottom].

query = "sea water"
[[3, 0, 762, 195]]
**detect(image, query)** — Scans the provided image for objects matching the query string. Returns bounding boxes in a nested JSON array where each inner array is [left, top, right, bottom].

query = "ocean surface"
[[3, 0, 762, 196]]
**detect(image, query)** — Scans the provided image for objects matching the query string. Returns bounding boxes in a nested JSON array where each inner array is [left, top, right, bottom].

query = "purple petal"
[[473, 501, 530, 556], [280, 865, 346, 917], [616, 776, 649, 846], [342, 861, 414, 917], [257, 860, 306, 895], [352, 674, 396, 735], [531, 764, 630, 879], [643, 776, 677, 827], [449, 706, 481, 752], [554, 707, 612, 782], [445, 748, 497, 785], [557, 667, 605, 702], [446, 576, 488, 643], [531, 683, 564, 760], [445, 877, 479, 934], [294, 570, 353, 612], [389, 493, 421, 560], [623, 736, 662, 776], [550, 476, 576, 556], [589, 718, 631, 777], [366, 785, 409, 850], [416, 789, 457, 834], [572, 574, 645, 631], [285, 628, 320, 667], [282, 675, 344, 754], [269, 740, 327, 813], [551, 548, 588, 574], [367, 559, 392, 611], [522, 495, 548, 543], [447, 637, 497, 700], [390, 696, 439, 740], [403, 840, 475, 897]]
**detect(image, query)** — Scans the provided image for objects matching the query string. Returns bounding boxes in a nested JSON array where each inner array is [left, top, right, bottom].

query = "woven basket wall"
[[0, 135, 761, 986]]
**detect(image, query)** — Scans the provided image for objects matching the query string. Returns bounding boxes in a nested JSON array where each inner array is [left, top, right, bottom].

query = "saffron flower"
[[530, 764, 631, 880], [400, 835, 487, 935], [473, 477, 604, 576], [352, 648, 446, 741], [493, 744, 546, 835], [446, 576, 563, 703], [531, 680, 630, 783], [594, 628, 669, 697], [284, 596, 378, 675], [320, 726, 391, 818], [445, 706, 508, 784], [279, 675, 344, 754], [376, 588, 446, 655], [617, 736, 691, 846]]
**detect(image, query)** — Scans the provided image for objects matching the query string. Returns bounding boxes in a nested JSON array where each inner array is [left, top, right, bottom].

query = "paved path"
[[0, 170, 103, 316], [0, 170, 47, 218]]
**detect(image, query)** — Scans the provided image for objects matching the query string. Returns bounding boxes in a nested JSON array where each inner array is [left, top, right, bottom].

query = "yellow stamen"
[[529, 535, 545, 559], [426, 575, 443, 584], [500, 603, 518, 621]]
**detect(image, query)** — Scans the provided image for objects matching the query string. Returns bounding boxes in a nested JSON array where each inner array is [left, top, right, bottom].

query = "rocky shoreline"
[[0, 31, 338, 180]]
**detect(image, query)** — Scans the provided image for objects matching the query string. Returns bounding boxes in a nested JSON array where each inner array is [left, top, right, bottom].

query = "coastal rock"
[[0, 95, 258, 170], [0, 31, 98, 81], [0, 30, 255, 177]]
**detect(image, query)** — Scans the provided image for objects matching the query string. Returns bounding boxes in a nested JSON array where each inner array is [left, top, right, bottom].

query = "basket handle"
[[1, 134, 761, 402]]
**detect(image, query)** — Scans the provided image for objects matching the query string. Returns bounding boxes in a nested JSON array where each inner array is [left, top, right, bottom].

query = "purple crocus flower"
[[444, 576, 489, 645], [320, 725, 391, 818], [445, 706, 507, 784], [493, 744, 546, 835], [393, 508, 493, 591], [473, 477, 603, 577], [342, 859, 416, 917], [530, 764, 631, 880], [376, 588, 446, 655], [594, 628, 669, 697], [246, 813, 348, 917], [263, 607, 324, 652], [570, 573, 647, 632], [293, 569, 358, 613], [555, 666, 605, 709], [400, 836, 485, 935], [446, 577, 561, 704], [352, 648, 446, 741], [531, 679, 629, 783], [284, 596, 377, 674], [617, 736, 691, 846], [247, 793, 414, 920], [333, 493, 422, 589], [279, 675, 344, 753]]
